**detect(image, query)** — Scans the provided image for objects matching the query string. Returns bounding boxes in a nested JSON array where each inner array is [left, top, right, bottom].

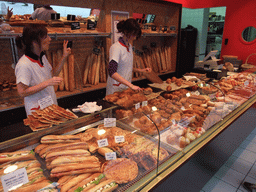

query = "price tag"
[[97, 138, 108, 148], [115, 136, 125, 143], [1, 168, 28, 192], [244, 81, 249, 86], [105, 152, 117, 160], [142, 101, 148, 107], [104, 118, 116, 127], [71, 22, 80, 30], [38, 95, 54, 110], [181, 106, 185, 111], [135, 103, 140, 110]]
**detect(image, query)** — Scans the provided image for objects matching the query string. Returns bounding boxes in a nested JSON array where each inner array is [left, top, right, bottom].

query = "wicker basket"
[[240, 53, 256, 71]]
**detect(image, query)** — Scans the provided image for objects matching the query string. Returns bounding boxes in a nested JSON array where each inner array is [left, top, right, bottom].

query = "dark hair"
[[15, 24, 48, 53], [117, 18, 141, 39]]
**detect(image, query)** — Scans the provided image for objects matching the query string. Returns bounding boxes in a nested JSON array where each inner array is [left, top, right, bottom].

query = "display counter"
[[1, 70, 256, 191]]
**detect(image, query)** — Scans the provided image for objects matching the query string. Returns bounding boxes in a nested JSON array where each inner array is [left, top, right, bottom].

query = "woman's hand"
[[62, 40, 71, 58], [46, 76, 63, 86], [142, 68, 152, 73], [6, 7, 13, 20], [130, 84, 142, 92]]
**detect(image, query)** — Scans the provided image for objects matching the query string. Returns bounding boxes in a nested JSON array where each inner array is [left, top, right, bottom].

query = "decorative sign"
[[1, 168, 28, 192], [38, 95, 54, 110], [104, 118, 116, 127], [97, 138, 108, 148]]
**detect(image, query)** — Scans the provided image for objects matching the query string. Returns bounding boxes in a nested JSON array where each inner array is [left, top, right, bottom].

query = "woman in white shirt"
[[106, 18, 151, 95], [15, 24, 71, 116]]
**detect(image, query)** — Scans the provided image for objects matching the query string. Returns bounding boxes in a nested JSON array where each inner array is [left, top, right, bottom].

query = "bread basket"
[[240, 53, 256, 71]]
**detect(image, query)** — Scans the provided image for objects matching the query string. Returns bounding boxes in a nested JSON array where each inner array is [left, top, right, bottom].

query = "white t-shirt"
[[31, 7, 57, 21], [106, 41, 133, 95], [15, 54, 57, 116]]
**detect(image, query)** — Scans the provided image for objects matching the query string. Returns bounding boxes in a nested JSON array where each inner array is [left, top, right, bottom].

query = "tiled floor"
[[201, 127, 256, 192]]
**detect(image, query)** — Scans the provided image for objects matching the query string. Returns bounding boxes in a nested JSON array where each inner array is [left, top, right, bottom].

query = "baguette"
[[50, 156, 99, 168], [39, 142, 89, 158], [61, 173, 92, 192], [57, 49, 65, 91], [52, 51, 58, 91], [63, 57, 69, 91], [84, 54, 92, 85], [68, 54, 75, 92], [50, 167, 101, 178], [101, 47, 106, 82], [70, 173, 103, 192], [87, 179, 118, 192], [41, 135, 81, 144], [12, 180, 53, 192], [94, 52, 101, 85], [45, 149, 91, 162], [0, 150, 35, 164], [58, 175, 77, 188], [51, 162, 101, 173], [90, 54, 97, 85]]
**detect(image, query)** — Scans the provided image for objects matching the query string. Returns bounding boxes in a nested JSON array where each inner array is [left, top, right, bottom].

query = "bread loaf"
[[57, 50, 64, 91], [68, 54, 75, 92], [52, 51, 58, 91]]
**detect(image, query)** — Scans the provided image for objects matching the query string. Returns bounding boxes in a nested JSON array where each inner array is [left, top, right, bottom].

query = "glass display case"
[[1, 69, 256, 191]]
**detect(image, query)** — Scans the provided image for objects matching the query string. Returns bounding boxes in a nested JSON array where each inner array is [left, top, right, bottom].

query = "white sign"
[[135, 103, 140, 110], [115, 135, 125, 143], [1, 168, 28, 192], [142, 101, 148, 107], [38, 95, 54, 109], [105, 152, 117, 160], [104, 118, 116, 127], [97, 138, 108, 148]]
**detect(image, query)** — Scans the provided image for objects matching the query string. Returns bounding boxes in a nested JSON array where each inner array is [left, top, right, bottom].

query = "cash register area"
[[200, 126, 256, 192]]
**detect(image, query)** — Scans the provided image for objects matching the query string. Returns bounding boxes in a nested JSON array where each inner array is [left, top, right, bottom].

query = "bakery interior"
[[1, 0, 256, 191]]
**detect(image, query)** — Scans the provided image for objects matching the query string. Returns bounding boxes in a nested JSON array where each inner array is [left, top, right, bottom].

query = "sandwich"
[[0, 150, 36, 164], [40, 135, 81, 144], [45, 149, 91, 162], [39, 142, 89, 158]]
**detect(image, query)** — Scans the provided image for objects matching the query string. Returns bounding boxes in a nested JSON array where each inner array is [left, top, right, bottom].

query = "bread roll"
[[97, 147, 113, 156]]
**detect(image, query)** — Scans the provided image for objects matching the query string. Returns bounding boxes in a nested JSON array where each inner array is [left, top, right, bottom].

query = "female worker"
[[15, 24, 71, 116], [106, 18, 151, 95]]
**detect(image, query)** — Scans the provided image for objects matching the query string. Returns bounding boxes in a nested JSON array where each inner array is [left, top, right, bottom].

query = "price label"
[[71, 22, 80, 30], [244, 81, 249, 86], [181, 106, 185, 111], [1, 168, 28, 192], [97, 138, 108, 148], [105, 152, 117, 160], [135, 103, 140, 110], [38, 95, 54, 110], [104, 118, 116, 127], [142, 101, 148, 107], [115, 136, 125, 143]]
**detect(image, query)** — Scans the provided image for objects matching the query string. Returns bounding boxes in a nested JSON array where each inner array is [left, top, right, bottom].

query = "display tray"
[[25, 120, 175, 192], [149, 80, 196, 91]]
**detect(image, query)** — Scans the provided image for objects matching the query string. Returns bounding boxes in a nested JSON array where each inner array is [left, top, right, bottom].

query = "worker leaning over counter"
[[106, 18, 152, 95], [15, 24, 71, 116], [30, 5, 57, 21]]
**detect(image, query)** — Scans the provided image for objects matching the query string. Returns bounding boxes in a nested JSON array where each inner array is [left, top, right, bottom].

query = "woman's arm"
[[52, 40, 71, 76], [17, 77, 63, 98], [111, 72, 141, 91], [133, 67, 152, 73]]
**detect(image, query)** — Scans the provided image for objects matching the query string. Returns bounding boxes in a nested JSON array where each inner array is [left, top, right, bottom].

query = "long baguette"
[[41, 135, 81, 144], [155, 48, 162, 72], [0, 150, 35, 164], [39, 142, 88, 158], [52, 51, 58, 91], [63, 57, 69, 91], [88, 179, 118, 192], [91, 54, 97, 85], [83, 54, 92, 85], [101, 47, 107, 82], [45, 149, 91, 161], [68, 54, 75, 92], [160, 47, 167, 71], [50, 156, 99, 167], [57, 50, 65, 91], [50, 167, 101, 178], [94, 52, 101, 85], [61, 173, 92, 192], [13, 180, 53, 192], [51, 162, 101, 173]]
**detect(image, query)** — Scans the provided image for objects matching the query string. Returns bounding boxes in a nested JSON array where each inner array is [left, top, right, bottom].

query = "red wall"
[[165, 0, 256, 63]]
